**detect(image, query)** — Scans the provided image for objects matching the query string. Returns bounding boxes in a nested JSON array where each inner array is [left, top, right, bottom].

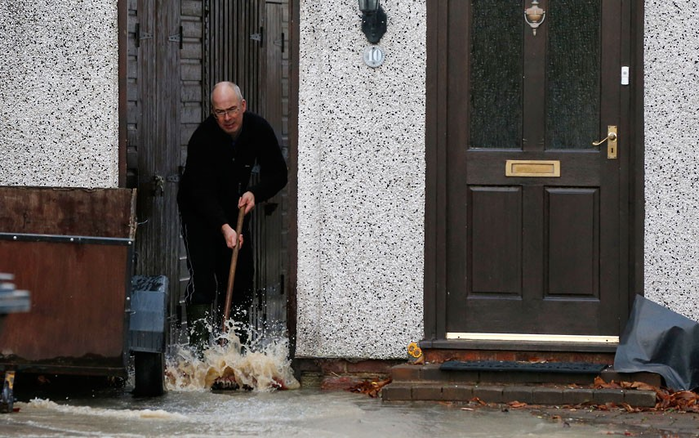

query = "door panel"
[[546, 188, 599, 298], [546, 0, 602, 149], [128, 0, 205, 341], [469, 0, 523, 150], [252, 1, 289, 330], [470, 187, 522, 295], [445, 0, 626, 339]]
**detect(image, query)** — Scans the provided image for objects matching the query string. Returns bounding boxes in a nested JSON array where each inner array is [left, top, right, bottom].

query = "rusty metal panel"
[[0, 242, 130, 365], [0, 187, 136, 239], [0, 187, 136, 375]]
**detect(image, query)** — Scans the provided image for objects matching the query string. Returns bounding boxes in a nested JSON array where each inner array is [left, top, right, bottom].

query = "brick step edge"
[[390, 364, 662, 387], [382, 383, 656, 407]]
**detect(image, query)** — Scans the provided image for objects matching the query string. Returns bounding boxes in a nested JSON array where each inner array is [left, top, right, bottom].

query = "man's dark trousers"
[[181, 217, 254, 319]]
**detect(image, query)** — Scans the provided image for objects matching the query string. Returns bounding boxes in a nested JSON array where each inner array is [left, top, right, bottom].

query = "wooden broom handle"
[[222, 206, 246, 332]]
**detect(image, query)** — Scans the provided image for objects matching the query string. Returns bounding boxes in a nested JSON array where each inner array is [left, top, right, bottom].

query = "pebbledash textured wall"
[[296, 1, 426, 359], [643, 1, 699, 320], [0, 0, 119, 188]]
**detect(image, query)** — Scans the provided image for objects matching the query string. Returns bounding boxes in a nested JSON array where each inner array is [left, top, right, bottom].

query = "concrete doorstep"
[[383, 363, 658, 407], [382, 382, 657, 407]]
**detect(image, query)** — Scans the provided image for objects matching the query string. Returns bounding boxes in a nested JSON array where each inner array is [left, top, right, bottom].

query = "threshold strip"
[[446, 333, 619, 344]]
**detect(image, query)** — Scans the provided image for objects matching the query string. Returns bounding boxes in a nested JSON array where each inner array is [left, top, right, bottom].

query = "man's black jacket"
[[177, 112, 288, 231]]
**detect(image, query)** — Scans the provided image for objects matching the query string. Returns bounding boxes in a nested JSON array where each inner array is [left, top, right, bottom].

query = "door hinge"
[[151, 175, 165, 197], [273, 32, 285, 53], [250, 26, 264, 47], [168, 26, 183, 50], [150, 174, 180, 197], [135, 23, 153, 48]]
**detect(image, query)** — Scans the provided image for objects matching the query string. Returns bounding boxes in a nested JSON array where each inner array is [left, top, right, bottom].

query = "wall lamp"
[[358, 0, 387, 44]]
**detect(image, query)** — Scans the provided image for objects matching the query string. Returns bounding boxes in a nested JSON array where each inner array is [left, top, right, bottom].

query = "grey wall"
[[0, 0, 119, 188], [643, 0, 699, 319], [296, 1, 426, 359]]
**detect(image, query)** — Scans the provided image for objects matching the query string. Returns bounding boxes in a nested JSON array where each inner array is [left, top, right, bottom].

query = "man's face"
[[212, 88, 246, 137]]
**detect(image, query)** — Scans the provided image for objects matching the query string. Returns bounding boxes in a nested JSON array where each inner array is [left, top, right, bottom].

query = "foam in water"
[[165, 318, 300, 392], [23, 398, 187, 420]]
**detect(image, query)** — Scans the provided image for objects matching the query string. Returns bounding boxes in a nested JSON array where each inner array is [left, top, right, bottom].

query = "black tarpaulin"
[[614, 294, 699, 391]]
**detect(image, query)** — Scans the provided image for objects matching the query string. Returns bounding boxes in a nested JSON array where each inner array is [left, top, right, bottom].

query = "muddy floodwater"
[[1, 386, 628, 438]]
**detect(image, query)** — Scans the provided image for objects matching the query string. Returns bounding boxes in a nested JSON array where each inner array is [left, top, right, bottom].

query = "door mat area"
[[440, 360, 607, 374]]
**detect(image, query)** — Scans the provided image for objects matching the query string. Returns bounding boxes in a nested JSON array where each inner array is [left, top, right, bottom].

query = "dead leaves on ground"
[[594, 376, 699, 413], [457, 398, 526, 411], [456, 379, 699, 414], [593, 376, 656, 392], [348, 377, 392, 398]]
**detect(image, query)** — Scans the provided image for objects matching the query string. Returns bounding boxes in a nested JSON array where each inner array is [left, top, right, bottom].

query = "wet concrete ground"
[[533, 405, 699, 437], [1, 379, 689, 437]]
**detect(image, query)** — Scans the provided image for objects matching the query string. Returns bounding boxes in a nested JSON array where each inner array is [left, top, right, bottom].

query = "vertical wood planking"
[[131, 0, 183, 336], [135, 0, 156, 283], [126, 0, 140, 189], [203, 0, 290, 331], [178, 1, 205, 321]]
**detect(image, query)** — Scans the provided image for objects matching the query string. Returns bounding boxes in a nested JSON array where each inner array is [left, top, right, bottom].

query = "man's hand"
[[221, 224, 244, 249], [239, 191, 256, 214]]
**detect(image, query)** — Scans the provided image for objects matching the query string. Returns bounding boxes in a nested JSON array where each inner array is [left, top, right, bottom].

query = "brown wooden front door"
[[431, 0, 635, 346]]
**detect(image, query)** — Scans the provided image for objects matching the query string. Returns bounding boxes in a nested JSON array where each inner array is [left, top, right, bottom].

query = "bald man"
[[177, 82, 287, 353]]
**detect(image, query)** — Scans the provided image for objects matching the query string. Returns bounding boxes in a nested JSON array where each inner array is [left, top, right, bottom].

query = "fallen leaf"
[[620, 402, 640, 413], [469, 396, 487, 406], [347, 377, 392, 398], [629, 381, 657, 391]]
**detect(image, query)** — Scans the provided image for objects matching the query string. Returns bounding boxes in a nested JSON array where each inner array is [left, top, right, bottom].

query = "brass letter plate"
[[505, 160, 560, 177]]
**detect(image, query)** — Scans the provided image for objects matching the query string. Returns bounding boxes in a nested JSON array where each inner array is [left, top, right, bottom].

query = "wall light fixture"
[[358, 0, 387, 44]]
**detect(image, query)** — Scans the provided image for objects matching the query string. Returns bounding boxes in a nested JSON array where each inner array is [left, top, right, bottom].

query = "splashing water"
[[25, 398, 187, 420], [165, 318, 300, 392]]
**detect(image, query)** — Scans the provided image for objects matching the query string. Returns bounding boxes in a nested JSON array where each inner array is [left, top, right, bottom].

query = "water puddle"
[[6, 390, 616, 437]]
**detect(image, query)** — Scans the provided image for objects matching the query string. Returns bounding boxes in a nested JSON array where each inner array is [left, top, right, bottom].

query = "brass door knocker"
[[524, 0, 546, 36]]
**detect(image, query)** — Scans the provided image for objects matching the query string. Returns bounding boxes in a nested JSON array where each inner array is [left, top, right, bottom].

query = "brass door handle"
[[592, 131, 617, 146], [592, 125, 618, 159]]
